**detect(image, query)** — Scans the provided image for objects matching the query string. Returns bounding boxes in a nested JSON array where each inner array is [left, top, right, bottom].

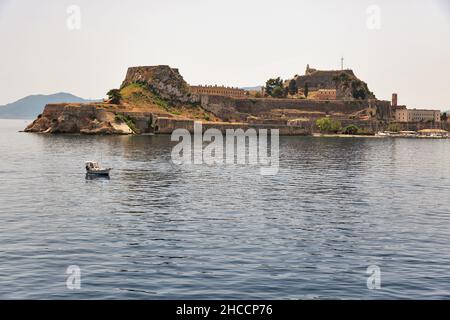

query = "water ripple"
[[1, 120, 450, 299]]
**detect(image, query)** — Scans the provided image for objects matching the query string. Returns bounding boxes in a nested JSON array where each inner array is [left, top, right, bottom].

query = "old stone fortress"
[[25, 64, 447, 135], [188, 64, 442, 124]]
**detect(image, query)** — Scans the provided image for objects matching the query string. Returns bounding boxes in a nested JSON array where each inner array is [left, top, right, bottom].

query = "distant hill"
[[0, 93, 99, 119], [241, 86, 262, 91]]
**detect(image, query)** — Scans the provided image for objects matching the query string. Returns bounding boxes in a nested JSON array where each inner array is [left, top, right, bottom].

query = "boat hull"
[[86, 169, 112, 175]]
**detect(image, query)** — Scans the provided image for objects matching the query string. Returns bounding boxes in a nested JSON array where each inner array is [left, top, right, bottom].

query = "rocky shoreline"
[[25, 103, 134, 134]]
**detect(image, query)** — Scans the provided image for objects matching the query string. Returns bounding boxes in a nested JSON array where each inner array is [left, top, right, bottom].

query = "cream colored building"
[[394, 108, 441, 123], [189, 85, 247, 97]]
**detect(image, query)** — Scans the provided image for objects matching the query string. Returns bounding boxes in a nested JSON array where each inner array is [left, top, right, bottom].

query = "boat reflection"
[[85, 173, 111, 181]]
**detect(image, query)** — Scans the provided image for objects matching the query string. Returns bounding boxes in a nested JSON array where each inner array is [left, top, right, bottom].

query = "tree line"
[[264, 78, 309, 98]]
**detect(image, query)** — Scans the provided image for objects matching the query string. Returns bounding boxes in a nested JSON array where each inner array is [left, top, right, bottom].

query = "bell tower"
[[392, 93, 398, 107]]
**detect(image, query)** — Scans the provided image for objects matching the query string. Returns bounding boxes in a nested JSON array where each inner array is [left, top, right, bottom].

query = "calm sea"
[[1, 119, 450, 299]]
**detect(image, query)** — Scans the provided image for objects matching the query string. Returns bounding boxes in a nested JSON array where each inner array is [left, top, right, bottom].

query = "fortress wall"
[[234, 98, 366, 114], [119, 111, 154, 134], [200, 95, 392, 121], [154, 117, 310, 135], [154, 118, 195, 133], [43, 104, 97, 115], [33, 104, 155, 134], [42, 103, 128, 116], [41, 104, 110, 121], [155, 116, 446, 136]]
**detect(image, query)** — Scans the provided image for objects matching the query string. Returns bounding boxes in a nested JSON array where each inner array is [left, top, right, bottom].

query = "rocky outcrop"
[[294, 66, 375, 100], [25, 103, 134, 134], [121, 65, 195, 104], [23, 65, 208, 135]]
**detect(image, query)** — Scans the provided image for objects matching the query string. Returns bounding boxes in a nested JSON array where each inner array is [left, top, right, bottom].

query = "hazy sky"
[[1, 0, 449, 109]]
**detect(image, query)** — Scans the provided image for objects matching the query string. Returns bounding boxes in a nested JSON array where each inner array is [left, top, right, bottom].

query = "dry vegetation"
[[119, 83, 220, 121]]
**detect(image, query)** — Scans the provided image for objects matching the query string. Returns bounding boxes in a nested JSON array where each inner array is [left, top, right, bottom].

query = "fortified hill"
[[293, 65, 375, 101], [26, 65, 392, 135]]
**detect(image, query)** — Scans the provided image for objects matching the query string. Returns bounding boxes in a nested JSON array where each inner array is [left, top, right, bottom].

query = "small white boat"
[[85, 161, 112, 176]]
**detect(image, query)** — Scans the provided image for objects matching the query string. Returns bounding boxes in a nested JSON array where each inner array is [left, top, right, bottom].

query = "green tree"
[[316, 117, 342, 133], [352, 87, 367, 100], [388, 123, 401, 132], [441, 112, 448, 122], [265, 77, 285, 98], [342, 124, 360, 135], [288, 79, 298, 96], [350, 79, 374, 100], [107, 89, 122, 104], [304, 82, 309, 98], [272, 86, 285, 98]]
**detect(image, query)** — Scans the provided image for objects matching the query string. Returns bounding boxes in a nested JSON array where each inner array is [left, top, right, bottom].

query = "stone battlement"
[[189, 85, 247, 97], [199, 95, 392, 122]]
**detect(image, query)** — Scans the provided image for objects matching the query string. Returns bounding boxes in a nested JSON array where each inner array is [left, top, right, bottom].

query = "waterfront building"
[[394, 107, 441, 123], [391, 93, 441, 123]]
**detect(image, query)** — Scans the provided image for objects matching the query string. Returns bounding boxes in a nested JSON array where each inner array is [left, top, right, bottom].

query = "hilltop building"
[[313, 89, 337, 100], [297, 65, 355, 92], [292, 65, 374, 101]]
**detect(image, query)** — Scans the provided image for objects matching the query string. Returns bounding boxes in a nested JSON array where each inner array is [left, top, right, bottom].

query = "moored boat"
[[85, 161, 112, 176]]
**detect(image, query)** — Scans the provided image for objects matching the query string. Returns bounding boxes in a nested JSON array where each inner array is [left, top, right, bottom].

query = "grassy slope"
[[119, 83, 220, 121]]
